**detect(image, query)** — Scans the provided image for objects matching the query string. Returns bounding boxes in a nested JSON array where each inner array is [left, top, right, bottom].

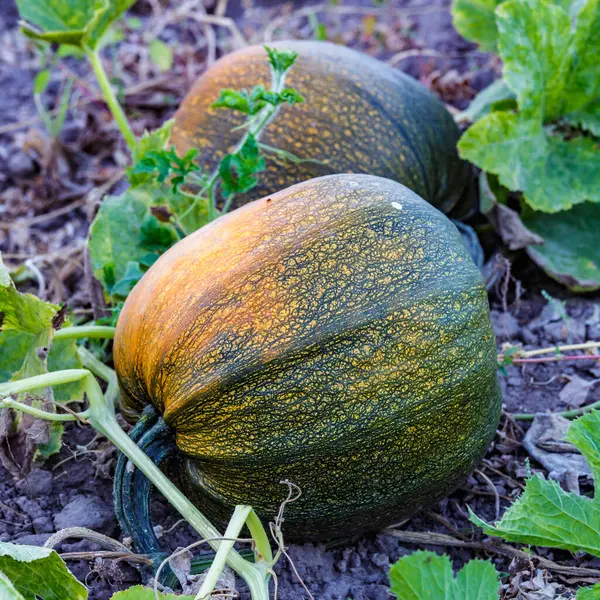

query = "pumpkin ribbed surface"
[[171, 41, 471, 216], [114, 174, 501, 539]]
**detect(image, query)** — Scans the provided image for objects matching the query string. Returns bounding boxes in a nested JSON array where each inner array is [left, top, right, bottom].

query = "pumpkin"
[[114, 174, 501, 540], [171, 40, 473, 217]]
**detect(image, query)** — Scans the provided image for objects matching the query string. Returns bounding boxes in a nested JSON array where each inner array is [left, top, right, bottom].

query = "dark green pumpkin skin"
[[114, 174, 501, 540], [172, 41, 473, 216]]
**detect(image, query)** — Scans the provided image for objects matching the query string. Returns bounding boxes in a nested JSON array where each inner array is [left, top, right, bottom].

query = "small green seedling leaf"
[[149, 39, 173, 72], [219, 134, 266, 198], [130, 145, 199, 193], [16, 0, 137, 51], [111, 585, 195, 599], [0, 541, 87, 600], [470, 410, 600, 557], [264, 46, 299, 74], [389, 550, 499, 600], [131, 120, 174, 167], [212, 85, 304, 116]]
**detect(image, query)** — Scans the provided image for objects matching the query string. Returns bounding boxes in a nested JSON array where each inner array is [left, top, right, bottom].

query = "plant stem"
[[55, 325, 116, 340], [0, 397, 86, 422], [246, 509, 273, 564], [512, 399, 600, 421], [512, 355, 600, 365], [0, 370, 270, 600], [498, 341, 600, 361], [196, 505, 253, 600], [77, 347, 120, 408], [87, 50, 137, 151]]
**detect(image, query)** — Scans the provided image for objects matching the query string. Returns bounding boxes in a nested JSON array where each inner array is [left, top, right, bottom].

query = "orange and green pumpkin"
[[114, 174, 501, 540], [171, 41, 473, 217]]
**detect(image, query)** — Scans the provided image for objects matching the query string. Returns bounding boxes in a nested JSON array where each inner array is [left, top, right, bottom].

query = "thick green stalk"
[[0, 370, 270, 600], [87, 50, 136, 151], [55, 325, 116, 340]]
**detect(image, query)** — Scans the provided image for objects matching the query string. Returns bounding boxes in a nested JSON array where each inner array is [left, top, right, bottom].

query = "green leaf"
[[565, 98, 600, 136], [88, 188, 153, 289], [495, 0, 600, 119], [578, 583, 600, 599], [212, 89, 253, 114], [523, 202, 600, 291], [562, 0, 600, 115], [132, 120, 174, 164], [109, 261, 144, 298], [33, 70, 51, 95], [469, 410, 600, 557], [451, 0, 504, 52], [458, 79, 516, 123], [389, 551, 499, 600], [16, 0, 136, 50], [130, 144, 199, 192], [87, 184, 185, 294], [496, 0, 572, 117], [219, 133, 266, 198], [0, 254, 57, 335], [110, 585, 195, 599], [36, 421, 64, 458], [149, 39, 173, 72], [0, 571, 25, 600], [0, 541, 87, 600], [264, 46, 299, 74], [565, 410, 600, 485], [458, 111, 600, 213]]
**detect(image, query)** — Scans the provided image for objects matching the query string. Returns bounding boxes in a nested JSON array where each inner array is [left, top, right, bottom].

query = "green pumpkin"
[[171, 41, 473, 217], [114, 174, 501, 540]]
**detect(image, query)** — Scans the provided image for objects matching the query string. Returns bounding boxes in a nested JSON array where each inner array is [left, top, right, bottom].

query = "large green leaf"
[[578, 584, 600, 599], [0, 542, 87, 600], [496, 0, 600, 119], [88, 183, 208, 293], [451, 0, 504, 52], [16, 0, 136, 50], [523, 202, 600, 291], [87, 186, 161, 289], [496, 0, 571, 117], [111, 586, 195, 599], [389, 551, 499, 600], [470, 410, 600, 557], [458, 111, 600, 213]]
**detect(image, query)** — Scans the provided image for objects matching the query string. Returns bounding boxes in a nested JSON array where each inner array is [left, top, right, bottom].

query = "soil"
[[1, 1, 600, 599]]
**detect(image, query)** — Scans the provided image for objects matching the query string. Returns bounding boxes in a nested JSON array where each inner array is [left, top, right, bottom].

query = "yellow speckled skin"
[[114, 174, 501, 540], [171, 41, 472, 216]]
